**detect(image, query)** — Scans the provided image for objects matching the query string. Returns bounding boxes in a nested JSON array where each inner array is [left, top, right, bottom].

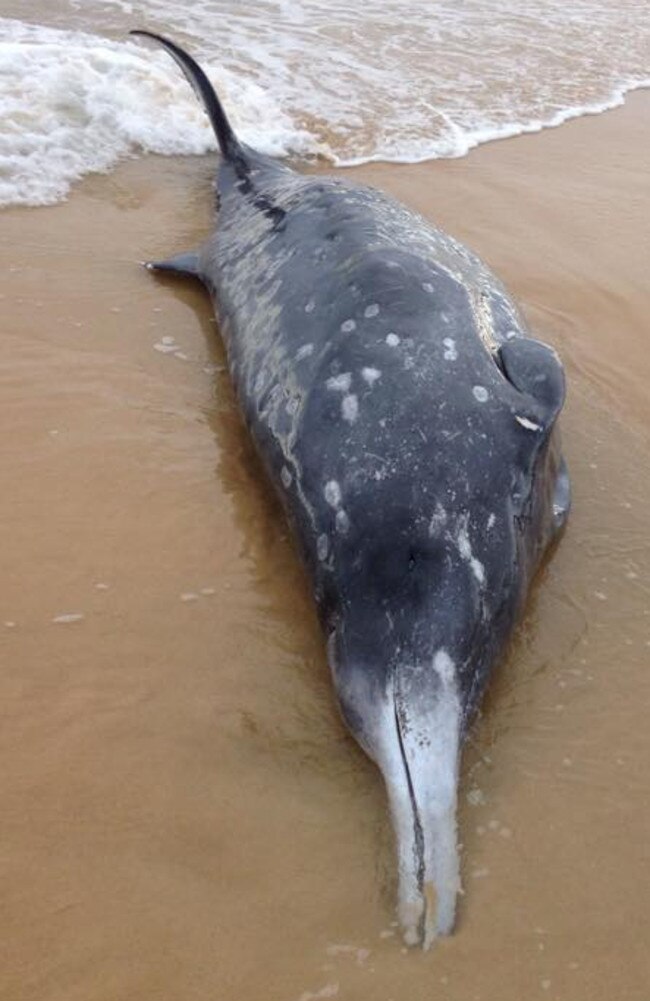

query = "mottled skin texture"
[[193, 152, 569, 944], [201, 153, 569, 735], [136, 34, 570, 947]]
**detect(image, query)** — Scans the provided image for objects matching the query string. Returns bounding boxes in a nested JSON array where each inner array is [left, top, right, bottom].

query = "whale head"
[[323, 501, 521, 948]]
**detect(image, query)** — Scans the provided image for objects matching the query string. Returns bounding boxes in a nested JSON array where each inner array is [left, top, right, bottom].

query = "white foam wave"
[[0, 19, 314, 207], [1, 2, 650, 207], [333, 79, 650, 167]]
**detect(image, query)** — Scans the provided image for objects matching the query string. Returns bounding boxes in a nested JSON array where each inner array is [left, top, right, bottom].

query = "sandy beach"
[[1, 90, 649, 1001]]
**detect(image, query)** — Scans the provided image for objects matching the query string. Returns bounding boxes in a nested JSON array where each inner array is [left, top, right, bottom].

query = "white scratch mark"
[[443, 337, 457, 361], [324, 480, 342, 508], [336, 510, 350, 534], [429, 503, 448, 536], [457, 518, 486, 585], [317, 534, 329, 561], [326, 372, 352, 393], [515, 415, 542, 431], [281, 466, 293, 488], [361, 367, 381, 386], [296, 343, 314, 360], [342, 394, 359, 423], [433, 649, 455, 684]]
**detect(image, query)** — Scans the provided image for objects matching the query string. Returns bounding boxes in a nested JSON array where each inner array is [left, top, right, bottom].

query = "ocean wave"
[[333, 79, 650, 167], [1, 3, 649, 207], [0, 19, 314, 207]]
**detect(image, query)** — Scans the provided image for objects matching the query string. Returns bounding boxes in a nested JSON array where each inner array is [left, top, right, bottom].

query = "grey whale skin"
[[132, 32, 570, 948]]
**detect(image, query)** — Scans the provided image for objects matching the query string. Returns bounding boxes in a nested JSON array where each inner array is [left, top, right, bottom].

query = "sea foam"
[[1, 3, 649, 207], [0, 18, 313, 207]]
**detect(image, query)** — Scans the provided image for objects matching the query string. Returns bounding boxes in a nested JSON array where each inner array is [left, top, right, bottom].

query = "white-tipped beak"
[[377, 652, 462, 948]]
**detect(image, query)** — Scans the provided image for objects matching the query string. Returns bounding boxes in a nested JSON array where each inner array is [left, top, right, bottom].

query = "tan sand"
[[1, 93, 649, 1001]]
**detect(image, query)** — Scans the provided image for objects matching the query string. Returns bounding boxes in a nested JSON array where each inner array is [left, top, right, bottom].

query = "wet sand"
[[1, 93, 649, 1001]]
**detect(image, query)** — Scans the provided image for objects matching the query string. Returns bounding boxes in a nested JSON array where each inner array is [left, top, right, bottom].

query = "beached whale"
[[131, 31, 570, 948]]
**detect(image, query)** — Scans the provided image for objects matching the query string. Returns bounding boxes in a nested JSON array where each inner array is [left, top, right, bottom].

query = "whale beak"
[[328, 633, 462, 948], [378, 654, 462, 948]]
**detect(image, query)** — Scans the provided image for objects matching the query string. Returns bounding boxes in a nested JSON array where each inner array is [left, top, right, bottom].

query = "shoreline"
[[2, 86, 649, 1001], [333, 77, 650, 169]]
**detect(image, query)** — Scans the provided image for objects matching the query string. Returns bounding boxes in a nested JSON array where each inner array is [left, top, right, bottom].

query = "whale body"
[[131, 31, 570, 947]]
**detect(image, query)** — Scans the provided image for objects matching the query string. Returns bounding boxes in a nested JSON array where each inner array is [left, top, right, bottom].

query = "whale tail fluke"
[[129, 30, 244, 163]]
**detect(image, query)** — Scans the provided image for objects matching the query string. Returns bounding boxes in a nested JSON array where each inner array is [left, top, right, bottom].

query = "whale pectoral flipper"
[[144, 251, 201, 279], [498, 338, 566, 425]]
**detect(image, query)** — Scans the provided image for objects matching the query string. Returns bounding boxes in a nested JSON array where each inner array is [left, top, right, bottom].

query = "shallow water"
[[2, 90, 649, 998]]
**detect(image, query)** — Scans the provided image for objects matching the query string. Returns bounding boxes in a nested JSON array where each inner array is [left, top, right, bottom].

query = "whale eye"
[[408, 551, 417, 572]]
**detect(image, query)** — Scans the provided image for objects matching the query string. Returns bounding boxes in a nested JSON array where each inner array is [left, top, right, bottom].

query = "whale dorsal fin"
[[498, 337, 566, 430]]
